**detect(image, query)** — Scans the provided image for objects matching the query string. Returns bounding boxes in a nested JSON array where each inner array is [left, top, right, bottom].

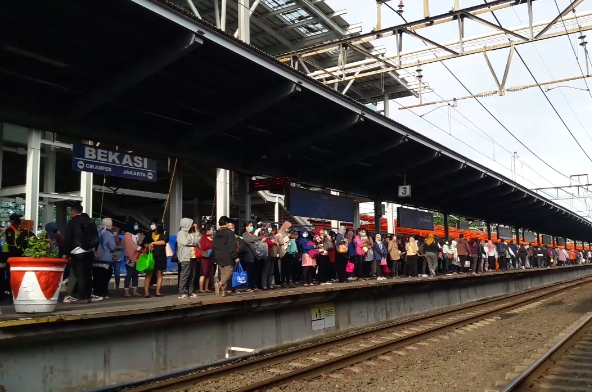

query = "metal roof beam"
[[187, 82, 301, 144], [56, 32, 203, 127], [412, 162, 469, 188], [400, 28, 458, 55], [535, 0, 584, 38], [461, 11, 528, 41]]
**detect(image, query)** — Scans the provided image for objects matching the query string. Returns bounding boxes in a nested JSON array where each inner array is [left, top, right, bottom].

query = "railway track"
[[500, 310, 592, 392], [121, 276, 592, 392]]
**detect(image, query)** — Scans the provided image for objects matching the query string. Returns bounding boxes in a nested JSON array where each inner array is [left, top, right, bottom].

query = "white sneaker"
[[189, 293, 198, 298], [422, 274, 428, 277], [325, 282, 332, 285], [91, 295, 103, 302], [178, 294, 188, 299], [63, 295, 75, 303]]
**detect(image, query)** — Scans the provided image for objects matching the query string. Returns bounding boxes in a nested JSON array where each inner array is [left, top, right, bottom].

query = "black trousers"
[[281, 254, 295, 285], [499, 256, 507, 271], [243, 261, 257, 289], [458, 255, 469, 273], [390, 259, 399, 277], [92, 266, 112, 297], [71, 252, 93, 300], [317, 255, 330, 283], [273, 257, 281, 286], [407, 255, 418, 276], [488, 256, 496, 271], [336, 253, 348, 282], [351, 255, 363, 278], [302, 266, 314, 284]]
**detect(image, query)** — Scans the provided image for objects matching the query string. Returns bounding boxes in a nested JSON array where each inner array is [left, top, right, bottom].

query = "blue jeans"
[[113, 260, 121, 289], [124, 264, 139, 289]]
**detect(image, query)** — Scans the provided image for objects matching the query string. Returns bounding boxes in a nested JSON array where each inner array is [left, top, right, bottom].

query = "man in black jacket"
[[213, 216, 239, 296], [62, 204, 97, 304]]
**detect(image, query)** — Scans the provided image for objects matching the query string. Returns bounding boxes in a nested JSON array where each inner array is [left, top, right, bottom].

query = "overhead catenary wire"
[[385, 1, 592, 184], [483, 0, 592, 166]]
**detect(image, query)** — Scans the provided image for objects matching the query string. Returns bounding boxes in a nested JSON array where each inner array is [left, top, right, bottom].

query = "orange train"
[[308, 215, 589, 251]]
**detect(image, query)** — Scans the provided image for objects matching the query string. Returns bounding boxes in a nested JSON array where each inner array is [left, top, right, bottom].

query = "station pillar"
[[274, 196, 279, 223], [216, 168, 230, 221], [168, 170, 183, 232], [43, 141, 56, 226], [353, 203, 360, 229], [56, 202, 68, 235], [514, 227, 520, 244], [386, 202, 395, 235], [487, 223, 492, 240], [80, 141, 93, 219], [330, 190, 340, 231], [443, 213, 449, 241], [0, 123, 4, 189], [383, 94, 390, 118], [374, 199, 383, 236], [25, 129, 41, 227], [238, 174, 251, 230]]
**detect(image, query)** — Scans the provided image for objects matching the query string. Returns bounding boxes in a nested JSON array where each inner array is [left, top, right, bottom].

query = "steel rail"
[[121, 275, 592, 392], [500, 311, 592, 391]]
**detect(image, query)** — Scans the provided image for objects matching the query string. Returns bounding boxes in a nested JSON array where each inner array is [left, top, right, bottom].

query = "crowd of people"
[[1, 208, 589, 304]]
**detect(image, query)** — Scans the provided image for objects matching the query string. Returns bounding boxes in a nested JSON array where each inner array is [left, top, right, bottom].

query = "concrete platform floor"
[[0, 266, 582, 327]]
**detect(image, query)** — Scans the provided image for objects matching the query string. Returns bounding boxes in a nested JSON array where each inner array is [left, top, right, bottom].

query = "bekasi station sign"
[[72, 144, 157, 182]]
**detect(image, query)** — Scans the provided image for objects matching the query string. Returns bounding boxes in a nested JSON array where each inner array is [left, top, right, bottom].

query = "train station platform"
[[1, 265, 591, 392]]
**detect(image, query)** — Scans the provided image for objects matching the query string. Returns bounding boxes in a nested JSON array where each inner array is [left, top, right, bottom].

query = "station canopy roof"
[[1, 0, 591, 240]]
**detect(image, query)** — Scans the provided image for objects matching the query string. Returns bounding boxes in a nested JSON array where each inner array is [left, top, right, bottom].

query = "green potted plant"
[[8, 231, 67, 313]]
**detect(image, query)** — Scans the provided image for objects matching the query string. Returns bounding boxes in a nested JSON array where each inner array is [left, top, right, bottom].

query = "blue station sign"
[[72, 144, 157, 182]]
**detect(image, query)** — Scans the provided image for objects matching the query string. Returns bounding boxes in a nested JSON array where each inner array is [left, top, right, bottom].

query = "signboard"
[[287, 187, 354, 222], [311, 303, 336, 331], [541, 234, 553, 245], [251, 177, 290, 191], [397, 207, 434, 231], [456, 220, 470, 230], [72, 144, 157, 182], [497, 226, 513, 240], [398, 185, 411, 198], [523, 231, 536, 243]]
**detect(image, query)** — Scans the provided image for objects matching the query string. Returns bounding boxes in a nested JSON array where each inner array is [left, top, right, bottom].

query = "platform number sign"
[[398, 185, 411, 198]]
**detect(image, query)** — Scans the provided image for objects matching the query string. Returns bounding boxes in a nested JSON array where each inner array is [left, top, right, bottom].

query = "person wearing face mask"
[[142, 219, 169, 298], [123, 221, 142, 297], [352, 229, 365, 281], [212, 216, 240, 296], [298, 228, 316, 286], [406, 237, 419, 277], [241, 221, 260, 292], [361, 230, 374, 278], [373, 234, 388, 280], [199, 225, 214, 293], [317, 228, 334, 285], [260, 224, 277, 290], [269, 225, 281, 288]]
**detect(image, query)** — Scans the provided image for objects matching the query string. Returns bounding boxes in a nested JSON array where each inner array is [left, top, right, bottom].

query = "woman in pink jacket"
[[123, 223, 143, 297], [353, 228, 365, 281]]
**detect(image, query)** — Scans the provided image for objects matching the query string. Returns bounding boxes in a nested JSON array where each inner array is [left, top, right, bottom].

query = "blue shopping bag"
[[232, 263, 248, 288]]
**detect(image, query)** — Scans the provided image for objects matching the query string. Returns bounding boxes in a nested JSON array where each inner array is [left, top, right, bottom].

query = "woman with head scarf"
[[387, 234, 401, 278], [450, 239, 459, 273], [423, 233, 439, 277], [123, 221, 142, 297], [405, 237, 419, 277], [93, 218, 117, 299], [486, 239, 497, 272], [373, 233, 388, 280]]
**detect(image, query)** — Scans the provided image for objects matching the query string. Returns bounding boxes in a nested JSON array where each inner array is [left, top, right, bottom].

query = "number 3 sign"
[[398, 185, 411, 198]]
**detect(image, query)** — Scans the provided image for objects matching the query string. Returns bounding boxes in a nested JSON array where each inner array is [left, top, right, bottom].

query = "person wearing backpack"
[[62, 203, 99, 304], [527, 243, 535, 268], [277, 221, 294, 288], [497, 240, 507, 271]]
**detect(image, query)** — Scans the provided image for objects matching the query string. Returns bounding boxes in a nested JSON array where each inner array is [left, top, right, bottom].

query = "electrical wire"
[[484, 1, 592, 166], [384, 2, 578, 183], [511, 5, 592, 145]]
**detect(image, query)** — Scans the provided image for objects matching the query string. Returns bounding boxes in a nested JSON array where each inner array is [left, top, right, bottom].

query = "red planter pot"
[[8, 257, 67, 313]]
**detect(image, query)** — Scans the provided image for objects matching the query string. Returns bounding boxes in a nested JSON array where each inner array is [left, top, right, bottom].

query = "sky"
[[323, 0, 592, 218]]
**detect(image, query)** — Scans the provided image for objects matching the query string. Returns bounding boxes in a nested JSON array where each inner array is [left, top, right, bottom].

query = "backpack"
[[497, 243, 507, 255], [527, 247, 534, 257], [287, 239, 298, 255], [79, 217, 99, 250], [254, 240, 268, 259]]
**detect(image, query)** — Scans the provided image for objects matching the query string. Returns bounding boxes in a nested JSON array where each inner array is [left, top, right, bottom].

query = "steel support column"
[[444, 213, 450, 241], [237, 0, 250, 44], [515, 227, 520, 244], [42, 139, 56, 226], [353, 202, 360, 229], [374, 199, 383, 236], [80, 141, 93, 219], [274, 196, 279, 223], [383, 94, 390, 118], [216, 168, 230, 220], [487, 222, 492, 240], [238, 174, 251, 230], [386, 202, 395, 234], [169, 170, 183, 232], [330, 190, 340, 230], [56, 202, 67, 235], [0, 123, 4, 189], [25, 129, 41, 226]]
